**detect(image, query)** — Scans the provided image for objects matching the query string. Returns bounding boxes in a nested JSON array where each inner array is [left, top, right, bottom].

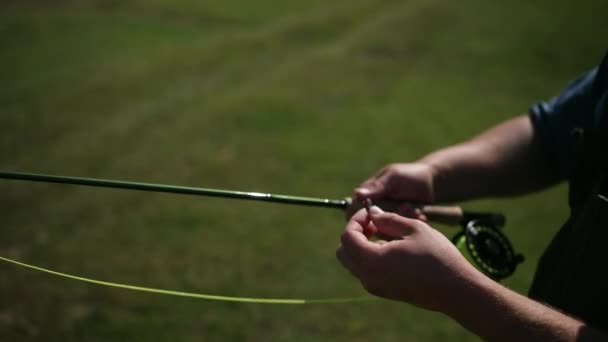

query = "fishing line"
[[0, 256, 373, 304], [0, 171, 522, 297], [0, 171, 374, 304]]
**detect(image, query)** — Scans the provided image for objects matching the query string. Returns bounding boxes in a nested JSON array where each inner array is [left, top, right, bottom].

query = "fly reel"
[[452, 219, 524, 281]]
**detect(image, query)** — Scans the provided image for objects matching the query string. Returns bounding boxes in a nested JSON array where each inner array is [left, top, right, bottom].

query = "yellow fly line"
[[0, 256, 373, 305]]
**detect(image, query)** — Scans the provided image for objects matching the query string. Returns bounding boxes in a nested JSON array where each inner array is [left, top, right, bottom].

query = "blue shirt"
[[529, 51, 608, 180], [527, 52, 608, 328]]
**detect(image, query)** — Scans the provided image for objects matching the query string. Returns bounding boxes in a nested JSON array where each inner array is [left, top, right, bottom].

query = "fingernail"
[[369, 206, 383, 215], [356, 188, 371, 196]]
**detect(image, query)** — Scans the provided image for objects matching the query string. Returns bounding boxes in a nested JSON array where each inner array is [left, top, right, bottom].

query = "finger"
[[395, 203, 428, 221], [354, 181, 386, 201], [363, 220, 378, 238], [354, 168, 390, 201], [344, 199, 366, 221], [348, 209, 379, 238], [349, 208, 372, 227], [341, 224, 377, 255], [375, 232, 399, 241], [336, 245, 359, 277], [340, 212, 380, 265], [368, 206, 420, 238], [395, 203, 417, 217]]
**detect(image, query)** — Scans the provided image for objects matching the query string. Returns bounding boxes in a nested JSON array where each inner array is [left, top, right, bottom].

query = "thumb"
[[368, 206, 418, 238]]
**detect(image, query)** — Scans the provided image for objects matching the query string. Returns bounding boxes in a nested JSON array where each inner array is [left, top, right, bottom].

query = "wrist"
[[415, 157, 443, 203], [417, 144, 484, 202], [442, 268, 495, 319], [441, 268, 513, 340]]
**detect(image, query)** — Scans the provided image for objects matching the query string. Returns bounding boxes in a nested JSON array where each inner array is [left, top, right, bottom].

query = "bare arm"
[[448, 264, 606, 341], [355, 115, 562, 205], [421, 114, 562, 202], [337, 208, 607, 341]]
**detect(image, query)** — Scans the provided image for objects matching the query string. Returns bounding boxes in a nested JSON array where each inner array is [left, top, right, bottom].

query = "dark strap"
[[591, 97, 608, 194], [559, 92, 608, 303]]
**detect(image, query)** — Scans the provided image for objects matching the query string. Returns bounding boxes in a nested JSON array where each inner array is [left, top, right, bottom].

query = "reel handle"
[[344, 197, 505, 227]]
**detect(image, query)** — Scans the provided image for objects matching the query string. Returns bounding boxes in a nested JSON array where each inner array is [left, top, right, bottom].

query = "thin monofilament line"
[[0, 256, 373, 304]]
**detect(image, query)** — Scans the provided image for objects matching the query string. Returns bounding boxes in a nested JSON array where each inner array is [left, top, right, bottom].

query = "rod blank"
[[0, 171, 347, 209]]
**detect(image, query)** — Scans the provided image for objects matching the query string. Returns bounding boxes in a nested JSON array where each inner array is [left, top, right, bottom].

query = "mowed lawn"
[[1, 1, 607, 340]]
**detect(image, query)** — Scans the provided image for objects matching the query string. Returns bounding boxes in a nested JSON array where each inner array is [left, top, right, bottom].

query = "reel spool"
[[452, 219, 524, 281]]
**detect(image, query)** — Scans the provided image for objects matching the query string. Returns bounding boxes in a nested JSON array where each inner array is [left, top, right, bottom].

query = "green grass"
[[1, 0, 607, 340]]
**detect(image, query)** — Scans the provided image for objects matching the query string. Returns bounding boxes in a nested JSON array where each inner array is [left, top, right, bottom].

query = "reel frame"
[[452, 218, 524, 281]]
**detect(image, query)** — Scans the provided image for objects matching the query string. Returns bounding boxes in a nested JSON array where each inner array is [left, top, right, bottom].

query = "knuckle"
[[386, 163, 399, 173], [362, 279, 382, 297], [340, 231, 350, 246], [412, 219, 429, 230], [335, 246, 343, 259], [336, 247, 349, 266], [383, 212, 402, 225], [358, 252, 380, 275]]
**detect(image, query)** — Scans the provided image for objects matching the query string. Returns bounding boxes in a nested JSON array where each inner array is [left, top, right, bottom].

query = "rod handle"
[[345, 197, 506, 227], [418, 205, 464, 226], [345, 197, 464, 226]]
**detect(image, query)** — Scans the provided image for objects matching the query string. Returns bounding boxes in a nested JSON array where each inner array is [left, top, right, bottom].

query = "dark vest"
[[529, 93, 608, 329]]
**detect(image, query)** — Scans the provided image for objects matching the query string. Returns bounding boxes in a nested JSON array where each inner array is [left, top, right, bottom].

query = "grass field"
[[1, 1, 607, 340]]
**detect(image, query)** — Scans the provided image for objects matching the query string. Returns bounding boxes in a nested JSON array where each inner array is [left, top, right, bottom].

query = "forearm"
[[446, 273, 607, 341], [419, 115, 561, 202]]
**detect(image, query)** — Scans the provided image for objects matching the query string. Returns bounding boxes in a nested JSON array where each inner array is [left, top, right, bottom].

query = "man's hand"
[[336, 206, 481, 312], [354, 162, 436, 203], [346, 163, 436, 219], [337, 207, 608, 341]]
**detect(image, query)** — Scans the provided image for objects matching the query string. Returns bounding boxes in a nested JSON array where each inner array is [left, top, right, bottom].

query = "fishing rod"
[[0, 171, 503, 227], [0, 171, 346, 208], [0, 171, 522, 279]]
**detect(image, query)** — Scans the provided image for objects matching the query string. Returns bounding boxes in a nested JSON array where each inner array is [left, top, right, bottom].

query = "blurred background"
[[1, 1, 607, 340]]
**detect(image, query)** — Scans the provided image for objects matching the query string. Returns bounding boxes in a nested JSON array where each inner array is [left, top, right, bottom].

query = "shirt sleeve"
[[529, 68, 599, 179]]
